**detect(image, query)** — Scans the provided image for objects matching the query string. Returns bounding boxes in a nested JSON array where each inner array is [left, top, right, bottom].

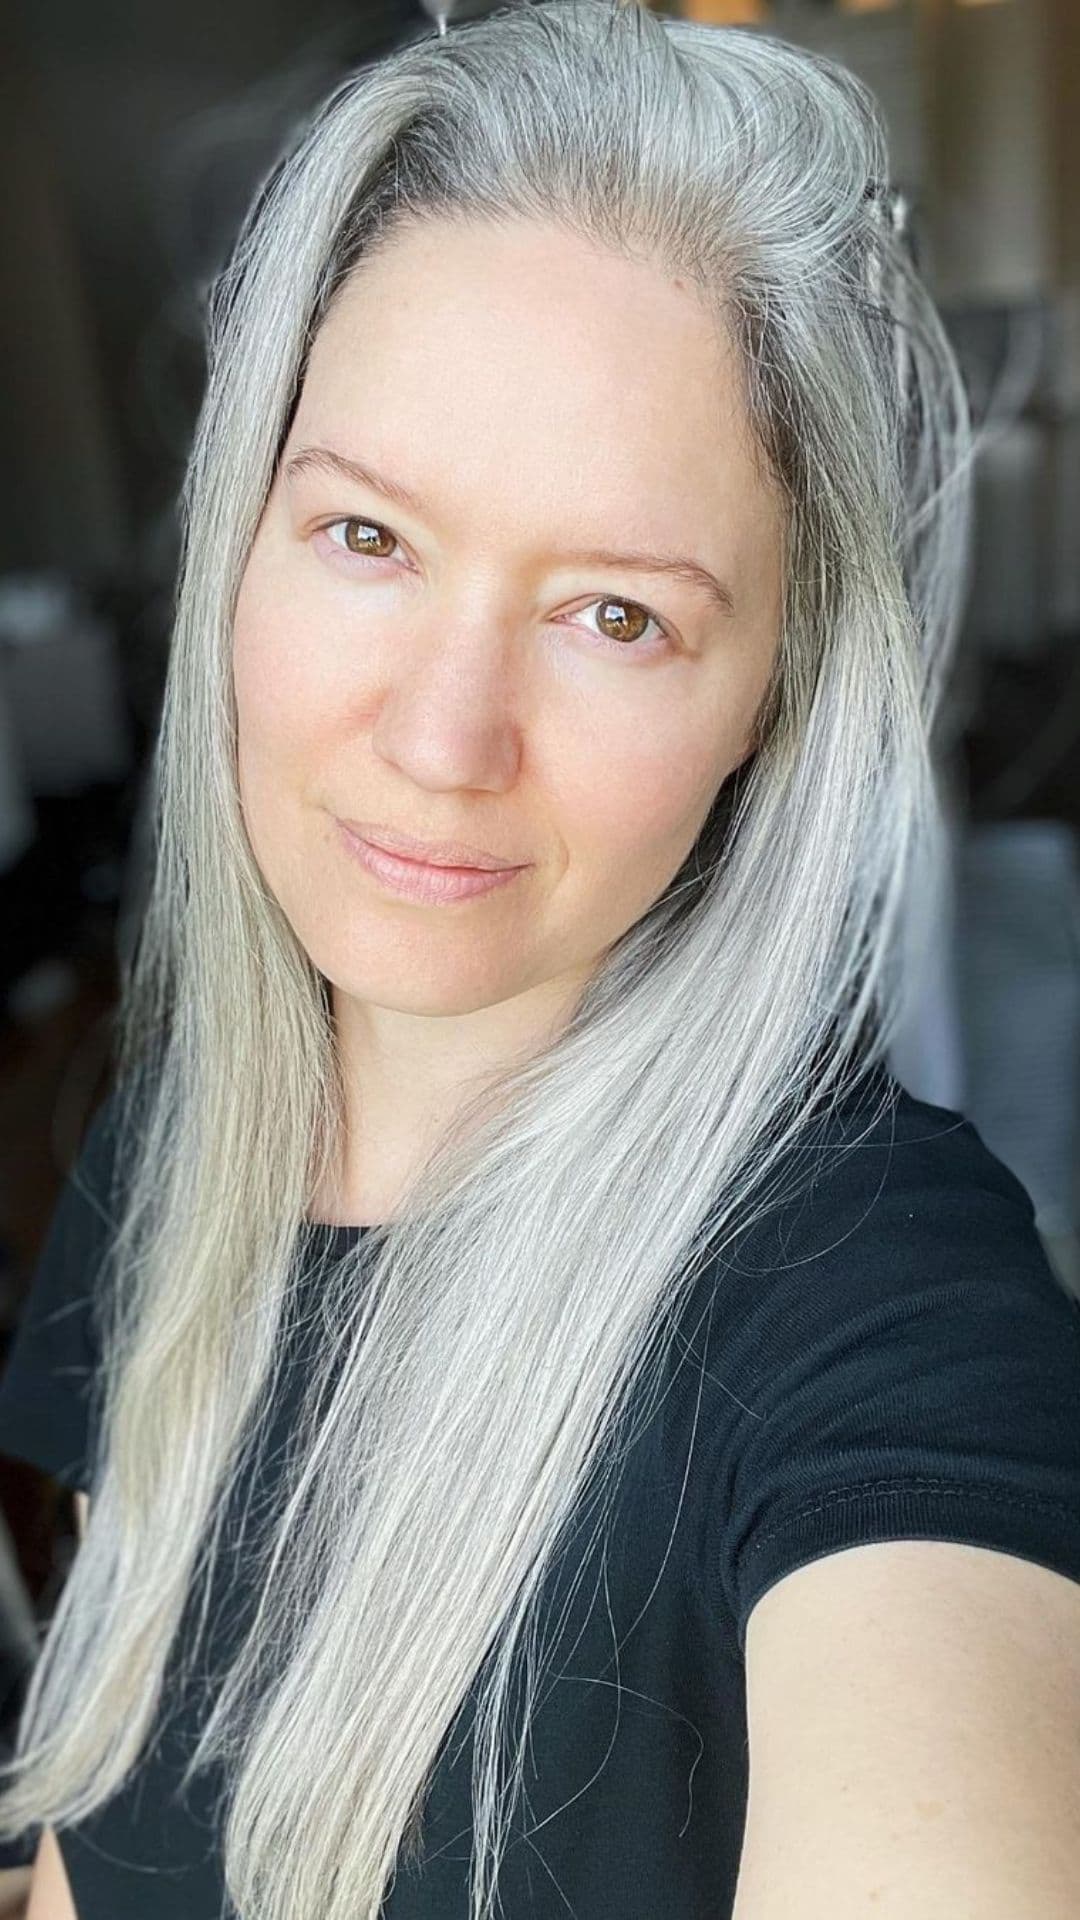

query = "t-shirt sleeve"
[[0, 1089, 122, 1494], [708, 1086, 1080, 1657]]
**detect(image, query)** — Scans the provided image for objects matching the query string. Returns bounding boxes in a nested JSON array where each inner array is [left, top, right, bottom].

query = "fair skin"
[[232, 215, 784, 1226]]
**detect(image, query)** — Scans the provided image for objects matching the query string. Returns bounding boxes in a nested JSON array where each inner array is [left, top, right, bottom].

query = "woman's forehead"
[[286, 221, 780, 576]]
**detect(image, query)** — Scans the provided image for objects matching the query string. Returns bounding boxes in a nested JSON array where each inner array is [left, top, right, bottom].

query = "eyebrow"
[[283, 444, 738, 618]]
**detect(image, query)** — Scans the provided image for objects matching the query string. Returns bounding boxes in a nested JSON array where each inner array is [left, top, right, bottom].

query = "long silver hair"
[[0, 3, 974, 1915]]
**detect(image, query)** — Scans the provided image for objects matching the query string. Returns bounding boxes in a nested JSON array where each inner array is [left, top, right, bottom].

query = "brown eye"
[[594, 598, 653, 645], [341, 519, 398, 559]]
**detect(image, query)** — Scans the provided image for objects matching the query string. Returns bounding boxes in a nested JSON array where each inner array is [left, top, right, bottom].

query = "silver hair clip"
[[865, 182, 914, 410], [865, 181, 909, 301]]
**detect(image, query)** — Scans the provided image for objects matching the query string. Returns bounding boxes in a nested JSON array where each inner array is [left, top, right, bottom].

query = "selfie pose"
[[1, 2, 1079, 1916]]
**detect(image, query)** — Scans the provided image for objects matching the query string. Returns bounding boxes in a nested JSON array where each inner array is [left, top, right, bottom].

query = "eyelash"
[[315, 516, 673, 657]]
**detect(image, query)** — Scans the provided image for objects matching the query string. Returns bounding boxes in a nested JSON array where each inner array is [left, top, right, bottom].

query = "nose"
[[367, 616, 524, 796]]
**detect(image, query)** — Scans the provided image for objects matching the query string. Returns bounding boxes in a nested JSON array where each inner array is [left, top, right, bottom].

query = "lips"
[[337, 818, 523, 872], [336, 821, 526, 903]]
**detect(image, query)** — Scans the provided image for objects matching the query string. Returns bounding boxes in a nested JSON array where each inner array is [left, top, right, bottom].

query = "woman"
[[2, 2, 1079, 1916]]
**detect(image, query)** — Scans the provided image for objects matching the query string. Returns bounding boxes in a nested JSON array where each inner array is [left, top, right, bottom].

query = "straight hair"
[[0, 3, 974, 1915]]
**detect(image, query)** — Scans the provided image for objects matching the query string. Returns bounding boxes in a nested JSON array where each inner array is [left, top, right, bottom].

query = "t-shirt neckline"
[[303, 1218, 376, 1243]]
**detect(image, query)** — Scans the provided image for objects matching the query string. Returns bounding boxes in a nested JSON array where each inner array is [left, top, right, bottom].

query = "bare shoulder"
[[733, 1538, 1080, 1918]]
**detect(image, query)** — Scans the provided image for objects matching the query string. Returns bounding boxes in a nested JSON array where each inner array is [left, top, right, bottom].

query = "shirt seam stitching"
[[742, 1476, 1079, 1557]]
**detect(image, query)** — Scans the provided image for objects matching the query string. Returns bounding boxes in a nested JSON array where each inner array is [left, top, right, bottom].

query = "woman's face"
[[233, 215, 784, 1021]]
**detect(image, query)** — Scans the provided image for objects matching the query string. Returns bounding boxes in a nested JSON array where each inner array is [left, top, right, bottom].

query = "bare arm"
[[732, 1539, 1080, 1918]]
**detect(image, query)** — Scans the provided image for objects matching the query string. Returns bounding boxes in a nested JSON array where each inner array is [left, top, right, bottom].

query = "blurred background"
[[0, 0, 1078, 1875]]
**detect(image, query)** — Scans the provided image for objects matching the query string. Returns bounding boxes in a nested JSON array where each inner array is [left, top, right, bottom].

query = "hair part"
[[0, 4, 973, 1917]]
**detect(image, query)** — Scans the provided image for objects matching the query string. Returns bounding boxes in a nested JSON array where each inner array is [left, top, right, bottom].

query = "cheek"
[[550, 696, 732, 895], [233, 571, 330, 787], [231, 576, 327, 896]]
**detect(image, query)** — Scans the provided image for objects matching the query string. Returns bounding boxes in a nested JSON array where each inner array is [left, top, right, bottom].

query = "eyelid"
[[315, 514, 678, 650]]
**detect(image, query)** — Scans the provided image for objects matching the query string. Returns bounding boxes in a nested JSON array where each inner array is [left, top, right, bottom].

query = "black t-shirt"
[[3, 1069, 1080, 1919]]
